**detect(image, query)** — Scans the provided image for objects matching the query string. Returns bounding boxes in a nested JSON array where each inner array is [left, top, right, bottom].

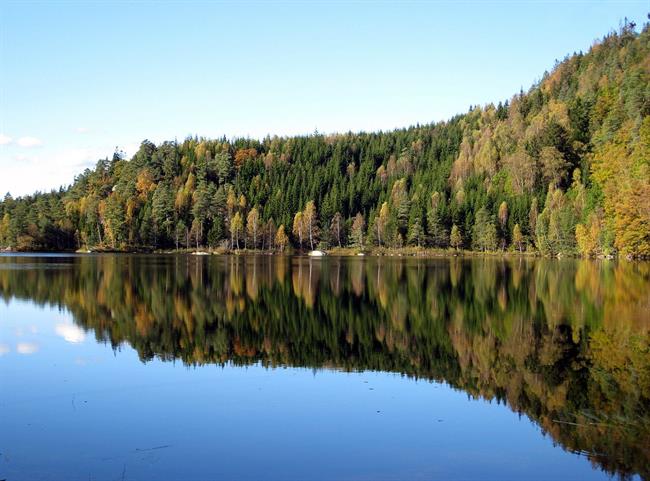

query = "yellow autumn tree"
[[275, 224, 288, 251], [592, 118, 650, 257]]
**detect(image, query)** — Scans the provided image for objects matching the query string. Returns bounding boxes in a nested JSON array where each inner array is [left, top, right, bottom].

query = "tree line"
[[0, 20, 648, 257]]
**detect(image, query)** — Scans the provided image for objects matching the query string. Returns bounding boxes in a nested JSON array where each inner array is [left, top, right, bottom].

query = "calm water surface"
[[0, 254, 648, 481]]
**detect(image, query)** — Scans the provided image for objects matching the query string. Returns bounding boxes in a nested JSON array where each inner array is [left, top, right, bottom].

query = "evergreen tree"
[[351, 213, 365, 248], [472, 207, 497, 251]]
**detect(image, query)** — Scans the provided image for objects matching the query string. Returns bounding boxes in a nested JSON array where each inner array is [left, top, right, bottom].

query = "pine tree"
[[175, 220, 186, 250], [330, 212, 343, 247], [472, 207, 497, 251], [407, 216, 424, 247], [351, 213, 365, 248]]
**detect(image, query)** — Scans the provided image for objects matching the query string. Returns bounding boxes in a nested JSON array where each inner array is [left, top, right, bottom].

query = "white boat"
[[308, 250, 326, 257]]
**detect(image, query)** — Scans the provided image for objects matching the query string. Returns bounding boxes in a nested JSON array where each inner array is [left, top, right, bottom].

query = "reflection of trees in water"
[[0, 255, 649, 479]]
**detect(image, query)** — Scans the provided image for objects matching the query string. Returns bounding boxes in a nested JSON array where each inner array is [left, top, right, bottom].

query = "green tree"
[[407, 215, 424, 247], [330, 212, 343, 248], [472, 207, 497, 251], [512, 223, 524, 252], [151, 183, 174, 244], [351, 213, 365, 248], [450, 224, 462, 251], [175, 220, 187, 250], [427, 192, 448, 248]]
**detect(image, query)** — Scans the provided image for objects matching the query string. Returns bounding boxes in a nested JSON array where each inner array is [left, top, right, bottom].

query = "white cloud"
[[0, 344, 9, 356], [0, 146, 110, 196], [0, 138, 144, 197], [75, 127, 90, 133], [55, 323, 86, 343], [16, 136, 43, 147], [0, 134, 12, 145], [16, 342, 39, 354]]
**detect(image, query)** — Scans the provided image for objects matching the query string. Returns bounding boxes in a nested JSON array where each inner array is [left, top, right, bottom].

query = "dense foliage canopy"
[[1, 21, 648, 256]]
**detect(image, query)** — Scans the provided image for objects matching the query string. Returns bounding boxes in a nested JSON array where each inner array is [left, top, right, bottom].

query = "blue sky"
[[0, 0, 648, 197]]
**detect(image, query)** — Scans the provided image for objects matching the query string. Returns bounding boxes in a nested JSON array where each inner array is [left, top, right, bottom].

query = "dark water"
[[0, 254, 648, 481]]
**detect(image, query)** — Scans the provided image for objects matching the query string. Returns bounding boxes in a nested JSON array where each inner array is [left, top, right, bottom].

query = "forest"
[[0, 21, 648, 257]]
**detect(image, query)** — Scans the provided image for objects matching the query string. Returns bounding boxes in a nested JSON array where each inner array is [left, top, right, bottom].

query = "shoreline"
[[0, 245, 632, 260]]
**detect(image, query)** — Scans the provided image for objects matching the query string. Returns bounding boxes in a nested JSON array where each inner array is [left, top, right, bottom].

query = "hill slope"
[[1, 21, 649, 256]]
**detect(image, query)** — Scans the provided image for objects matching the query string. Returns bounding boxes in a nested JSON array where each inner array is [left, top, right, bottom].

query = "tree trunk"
[[309, 222, 314, 250], [337, 221, 341, 247]]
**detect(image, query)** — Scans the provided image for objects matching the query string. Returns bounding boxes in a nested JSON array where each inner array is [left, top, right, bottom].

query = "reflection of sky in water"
[[55, 323, 86, 344], [0, 299, 630, 481], [1, 303, 83, 355], [16, 342, 39, 354]]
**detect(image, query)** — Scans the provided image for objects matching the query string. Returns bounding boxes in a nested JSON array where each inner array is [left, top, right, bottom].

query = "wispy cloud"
[[0, 134, 12, 145], [16, 136, 43, 147], [75, 127, 90, 134], [0, 344, 9, 356]]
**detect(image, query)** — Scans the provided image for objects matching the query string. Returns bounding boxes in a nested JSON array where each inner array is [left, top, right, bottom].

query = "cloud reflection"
[[55, 323, 86, 343], [16, 342, 39, 354]]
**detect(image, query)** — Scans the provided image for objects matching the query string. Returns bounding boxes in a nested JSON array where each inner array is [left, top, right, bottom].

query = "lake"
[[0, 254, 648, 481]]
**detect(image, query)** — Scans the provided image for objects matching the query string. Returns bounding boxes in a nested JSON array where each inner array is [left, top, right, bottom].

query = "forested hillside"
[[1, 21, 648, 256]]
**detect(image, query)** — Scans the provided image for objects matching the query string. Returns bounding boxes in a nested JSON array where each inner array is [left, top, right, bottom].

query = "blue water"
[[1, 298, 619, 481]]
